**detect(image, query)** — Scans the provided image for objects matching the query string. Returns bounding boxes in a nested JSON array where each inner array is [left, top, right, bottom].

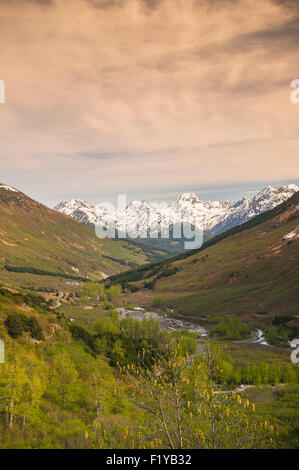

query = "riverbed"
[[116, 307, 271, 346], [116, 307, 208, 336]]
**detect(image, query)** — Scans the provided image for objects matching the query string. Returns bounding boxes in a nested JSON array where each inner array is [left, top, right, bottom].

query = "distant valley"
[[0, 183, 171, 291]]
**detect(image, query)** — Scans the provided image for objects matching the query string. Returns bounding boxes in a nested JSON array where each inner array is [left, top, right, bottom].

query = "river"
[[116, 307, 271, 346], [116, 307, 208, 336]]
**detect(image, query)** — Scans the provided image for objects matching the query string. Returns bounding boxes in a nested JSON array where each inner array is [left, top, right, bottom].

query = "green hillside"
[[1, 284, 295, 449], [121, 227, 212, 256], [0, 186, 168, 289], [109, 192, 299, 322]]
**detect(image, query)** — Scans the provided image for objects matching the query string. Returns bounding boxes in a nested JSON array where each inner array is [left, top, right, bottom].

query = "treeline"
[[265, 315, 299, 346], [69, 312, 196, 367], [237, 362, 299, 386], [107, 192, 299, 286], [4, 264, 88, 282], [217, 355, 299, 386], [102, 255, 138, 269], [210, 318, 251, 340], [142, 267, 179, 290], [108, 260, 180, 292], [0, 286, 51, 311]]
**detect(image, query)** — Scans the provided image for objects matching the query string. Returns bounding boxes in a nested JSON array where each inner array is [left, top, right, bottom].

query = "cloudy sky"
[[0, 0, 298, 206]]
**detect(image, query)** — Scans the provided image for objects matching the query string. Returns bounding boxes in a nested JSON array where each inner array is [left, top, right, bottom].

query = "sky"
[[0, 0, 298, 206]]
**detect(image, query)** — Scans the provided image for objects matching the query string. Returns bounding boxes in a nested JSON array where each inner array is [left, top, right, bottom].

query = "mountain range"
[[0, 183, 170, 290], [0, 181, 297, 296], [54, 184, 298, 237], [109, 191, 299, 320]]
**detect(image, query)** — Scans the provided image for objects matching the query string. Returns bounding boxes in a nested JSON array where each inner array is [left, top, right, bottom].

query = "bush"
[[152, 296, 164, 308], [24, 316, 44, 340], [127, 285, 140, 293], [4, 264, 87, 281], [5, 313, 24, 338], [107, 284, 122, 301], [156, 267, 179, 279], [210, 318, 251, 340], [5, 313, 44, 340], [144, 278, 156, 290]]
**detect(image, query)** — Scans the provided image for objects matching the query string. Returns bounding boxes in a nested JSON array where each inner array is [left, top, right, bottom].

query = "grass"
[[245, 385, 279, 404], [0, 187, 171, 291], [222, 341, 291, 367], [57, 303, 110, 328], [115, 192, 299, 325]]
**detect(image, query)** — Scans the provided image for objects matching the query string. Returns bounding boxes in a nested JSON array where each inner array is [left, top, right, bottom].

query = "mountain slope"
[[210, 184, 299, 235], [54, 184, 298, 237], [0, 184, 169, 287], [110, 192, 299, 321]]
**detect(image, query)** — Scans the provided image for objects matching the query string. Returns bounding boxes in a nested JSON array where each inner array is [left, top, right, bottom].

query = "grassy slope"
[[0, 187, 166, 287], [122, 229, 212, 256], [0, 287, 59, 342], [114, 192, 299, 322]]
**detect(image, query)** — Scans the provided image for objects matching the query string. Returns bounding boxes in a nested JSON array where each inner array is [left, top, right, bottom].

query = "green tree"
[[49, 352, 79, 407], [0, 347, 45, 428], [120, 340, 275, 449], [5, 314, 23, 339], [107, 284, 122, 302]]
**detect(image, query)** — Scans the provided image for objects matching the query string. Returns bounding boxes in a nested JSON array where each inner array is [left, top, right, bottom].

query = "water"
[[234, 328, 270, 346], [116, 308, 271, 346], [116, 307, 208, 336]]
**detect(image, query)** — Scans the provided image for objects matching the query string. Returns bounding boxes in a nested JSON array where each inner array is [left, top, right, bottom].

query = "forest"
[[0, 284, 298, 449]]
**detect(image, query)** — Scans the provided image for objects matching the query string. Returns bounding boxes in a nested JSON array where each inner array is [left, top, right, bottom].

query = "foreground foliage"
[[0, 286, 296, 449]]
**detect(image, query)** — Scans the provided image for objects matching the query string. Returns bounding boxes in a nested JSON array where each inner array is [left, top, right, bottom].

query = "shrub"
[[25, 317, 44, 340], [152, 296, 164, 308], [5, 313, 44, 340], [210, 318, 251, 340], [5, 313, 24, 338], [127, 285, 140, 293], [144, 278, 156, 290]]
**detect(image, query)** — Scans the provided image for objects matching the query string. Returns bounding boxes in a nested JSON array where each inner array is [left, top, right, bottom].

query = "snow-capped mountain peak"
[[285, 184, 298, 191], [54, 184, 298, 237], [175, 192, 200, 204], [0, 183, 18, 192]]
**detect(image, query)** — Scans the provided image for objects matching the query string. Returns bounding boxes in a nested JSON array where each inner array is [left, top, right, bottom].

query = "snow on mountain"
[[0, 183, 18, 192], [54, 184, 299, 237], [283, 227, 299, 241], [210, 184, 299, 235]]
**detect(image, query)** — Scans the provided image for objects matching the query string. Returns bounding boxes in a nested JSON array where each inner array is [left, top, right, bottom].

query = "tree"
[[152, 296, 164, 308], [88, 357, 116, 418], [282, 365, 297, 384], [107, 284, 122, 302], [0, 347, 45, 428], [50, 352, 79, 407], [5, 314, 23, 338], [26, 316, 44, 340], [120, 340, 275, 449], [265, 326, 279, 345], [81, 282, 105, 301]]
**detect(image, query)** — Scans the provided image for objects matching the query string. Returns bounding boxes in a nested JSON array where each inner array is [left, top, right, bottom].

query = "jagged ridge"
[[54, 184, 298, 236]]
